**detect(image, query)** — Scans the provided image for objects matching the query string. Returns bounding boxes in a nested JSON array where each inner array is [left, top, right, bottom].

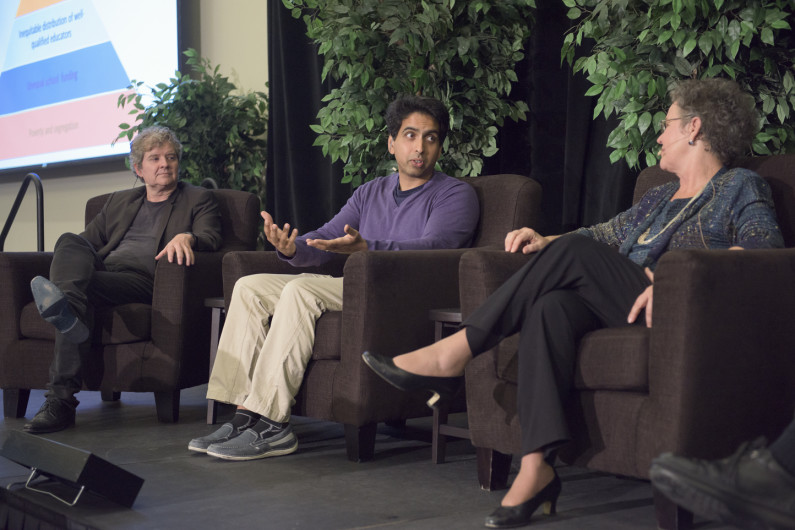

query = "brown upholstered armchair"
[[0, 189, 260, 423], [458, 155, 795, 529], [220, 174, 542, 461]]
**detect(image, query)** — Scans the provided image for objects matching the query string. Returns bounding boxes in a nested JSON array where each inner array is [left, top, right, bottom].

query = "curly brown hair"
[[669, 78, 759, 167]]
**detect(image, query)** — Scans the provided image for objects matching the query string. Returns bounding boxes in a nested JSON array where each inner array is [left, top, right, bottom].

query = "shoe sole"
[[187, 439, 242, 454], [31, 277, 90, 343], [651, 466, 795, 530], [23, 422, 75, 435], [207, 440, 298, 461]]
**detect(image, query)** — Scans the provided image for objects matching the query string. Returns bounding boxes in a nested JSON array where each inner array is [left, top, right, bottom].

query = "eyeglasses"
[[659, 115, 694, 132]]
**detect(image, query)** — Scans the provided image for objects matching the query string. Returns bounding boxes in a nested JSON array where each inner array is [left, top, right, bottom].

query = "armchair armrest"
[[0, 252, 53, 345], [147, 250, 227, 386], [639, 248, 795, 465], [458, 248, 531, 319], [334, 248, 470, 423], [221, 251, 348, 309]]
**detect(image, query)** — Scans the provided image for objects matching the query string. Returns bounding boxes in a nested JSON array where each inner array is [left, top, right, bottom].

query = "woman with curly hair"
[[363, 77, 784, 529]]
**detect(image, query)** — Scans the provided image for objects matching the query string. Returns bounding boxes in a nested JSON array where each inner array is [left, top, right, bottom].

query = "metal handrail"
[[0, 173, 44, 252]]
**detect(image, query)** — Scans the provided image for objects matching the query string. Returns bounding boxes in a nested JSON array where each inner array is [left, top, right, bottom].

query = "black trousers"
[[463, 235, 651, 455], [47, 233, 153, 402]]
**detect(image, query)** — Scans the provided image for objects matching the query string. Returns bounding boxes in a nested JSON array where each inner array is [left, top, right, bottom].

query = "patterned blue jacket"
[[573, 167, 783, 269]]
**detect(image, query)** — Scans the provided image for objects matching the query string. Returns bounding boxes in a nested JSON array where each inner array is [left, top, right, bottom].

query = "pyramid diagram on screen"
[[0, 0, 131, 161], [1, 0, 130, 114]]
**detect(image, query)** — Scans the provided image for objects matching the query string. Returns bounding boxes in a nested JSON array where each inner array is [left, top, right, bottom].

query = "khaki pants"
[[206, 273, 344, 422]]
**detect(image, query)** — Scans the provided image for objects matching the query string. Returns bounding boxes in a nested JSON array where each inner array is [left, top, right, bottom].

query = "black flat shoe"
[[484, 473, 562, 528], [361, 351, 462, 408]]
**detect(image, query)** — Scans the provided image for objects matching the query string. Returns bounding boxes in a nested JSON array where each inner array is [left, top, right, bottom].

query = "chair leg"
[[653, 486, 694, 530], [477, 447, 512, 491], [207, 399, 220, 425], [344, 423, 377, 463], [154, 390, 180, 423], [101, 390, 121, 402], [432, 402, 451, 464], [3, 389, 31, 418]]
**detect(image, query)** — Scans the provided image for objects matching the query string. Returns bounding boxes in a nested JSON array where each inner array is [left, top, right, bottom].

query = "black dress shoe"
[[484, 473, 562, 528], [31, 276, 89, 344], [361, 351, 462, 408], [23, 398, 78, 434], [650, 438, 795, 530]]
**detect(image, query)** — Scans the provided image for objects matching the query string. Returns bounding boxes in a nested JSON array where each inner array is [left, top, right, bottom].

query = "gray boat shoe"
[[206, 424, 297, 461]]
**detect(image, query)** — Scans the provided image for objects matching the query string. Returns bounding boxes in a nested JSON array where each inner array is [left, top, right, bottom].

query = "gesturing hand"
[[306, 225, 368, 254], [156, 232, 195, 266], [627, 267, 655, 328], [262, 211, 298, 257]]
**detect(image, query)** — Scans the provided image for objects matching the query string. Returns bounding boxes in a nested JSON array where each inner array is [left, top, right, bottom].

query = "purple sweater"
[[281, 172, 480, 267]]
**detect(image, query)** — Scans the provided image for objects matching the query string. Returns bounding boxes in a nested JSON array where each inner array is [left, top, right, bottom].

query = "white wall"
[[200, 0, 268, 95], [0, 169, 136, 252], [0, 0, 268, 251]]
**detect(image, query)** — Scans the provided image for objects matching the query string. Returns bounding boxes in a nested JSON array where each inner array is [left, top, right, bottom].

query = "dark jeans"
[[47, 233, 153, 402], [463, 235, 651, 455]]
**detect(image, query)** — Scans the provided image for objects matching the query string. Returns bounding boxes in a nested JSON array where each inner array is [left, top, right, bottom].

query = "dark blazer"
[[81, 181, 222, 260]]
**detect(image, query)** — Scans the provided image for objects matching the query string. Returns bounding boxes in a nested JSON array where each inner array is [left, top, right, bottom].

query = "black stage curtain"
[[267, 1, 639, 236], [266, 1, 350, 235], [482, 1, 638, 234]]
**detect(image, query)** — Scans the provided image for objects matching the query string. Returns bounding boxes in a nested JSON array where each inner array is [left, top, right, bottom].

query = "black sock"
[[770, 420, 795, 477], [252, 416, 286, 435], [230, 410, 259, 429]]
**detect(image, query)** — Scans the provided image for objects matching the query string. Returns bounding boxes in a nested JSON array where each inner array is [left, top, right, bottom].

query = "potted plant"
[[282, 0, 536, 186], [562, 0, 794, 169], [114, 49, 269, 199]]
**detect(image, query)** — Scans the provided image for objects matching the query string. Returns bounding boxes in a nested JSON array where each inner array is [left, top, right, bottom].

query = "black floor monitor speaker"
[[0, 430, 144, 507]]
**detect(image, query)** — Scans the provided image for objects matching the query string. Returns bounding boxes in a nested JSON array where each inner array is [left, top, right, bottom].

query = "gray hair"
[[129, 126, 183, 177], [669, 78, 758, 167]]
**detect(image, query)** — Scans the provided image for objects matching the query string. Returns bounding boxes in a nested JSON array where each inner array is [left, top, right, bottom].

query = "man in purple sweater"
[[188, 95, 480, 460]]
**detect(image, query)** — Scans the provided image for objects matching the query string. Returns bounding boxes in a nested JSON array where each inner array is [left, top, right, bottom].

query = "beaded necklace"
[[637, 184, 707, 245]]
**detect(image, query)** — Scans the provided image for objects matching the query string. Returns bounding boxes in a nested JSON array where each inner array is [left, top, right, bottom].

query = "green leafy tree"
[[115, 49, 269, 200], [562, 0, 795, 169], [283, 0, 535, 186]]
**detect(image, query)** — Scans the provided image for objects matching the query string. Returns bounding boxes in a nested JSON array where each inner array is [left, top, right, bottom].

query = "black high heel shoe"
[[484, 472, 562, 528], [361, 351, 462, 408]]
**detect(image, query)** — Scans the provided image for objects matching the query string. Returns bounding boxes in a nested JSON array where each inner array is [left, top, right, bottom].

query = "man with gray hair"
[[25, 126, 222, 434]]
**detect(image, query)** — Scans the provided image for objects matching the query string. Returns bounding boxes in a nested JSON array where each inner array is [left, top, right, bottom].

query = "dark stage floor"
[[0, 387, 734, 529]]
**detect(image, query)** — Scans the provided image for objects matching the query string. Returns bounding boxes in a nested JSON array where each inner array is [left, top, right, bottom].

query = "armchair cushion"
[[19, 304, 53, 340], [487, 326, 652, 393], [574, 326, 649, 392]]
